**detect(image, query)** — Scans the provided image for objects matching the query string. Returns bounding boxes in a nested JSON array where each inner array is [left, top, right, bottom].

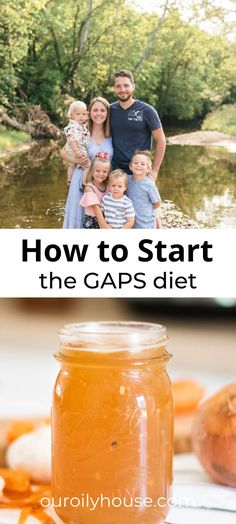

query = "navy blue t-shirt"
[[110, 99, 161, 173]]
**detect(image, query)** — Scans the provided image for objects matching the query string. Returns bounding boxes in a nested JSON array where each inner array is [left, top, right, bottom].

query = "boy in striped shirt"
[[101, 170, 135, 229]]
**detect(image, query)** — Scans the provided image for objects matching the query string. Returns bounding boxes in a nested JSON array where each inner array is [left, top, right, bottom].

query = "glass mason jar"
[[52, 322, 173, 524]]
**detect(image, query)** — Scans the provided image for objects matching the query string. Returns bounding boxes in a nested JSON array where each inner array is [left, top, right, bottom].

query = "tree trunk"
[[134, 0, 171, 73], [79, 0, 93, 53], [0, 105, 63, 139]]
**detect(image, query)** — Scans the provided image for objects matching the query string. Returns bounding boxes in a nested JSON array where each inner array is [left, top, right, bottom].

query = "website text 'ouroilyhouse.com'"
[[40, 493, 204, 511]]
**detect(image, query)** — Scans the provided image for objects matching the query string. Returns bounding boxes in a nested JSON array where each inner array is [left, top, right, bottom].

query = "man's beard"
[[117, 94, 132, 102]]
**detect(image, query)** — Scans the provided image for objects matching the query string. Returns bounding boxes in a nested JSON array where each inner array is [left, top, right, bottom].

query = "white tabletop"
[[0, 454, 236, 523]]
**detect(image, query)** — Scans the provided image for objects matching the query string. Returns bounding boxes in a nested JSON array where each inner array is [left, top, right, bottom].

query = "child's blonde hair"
[[67, 100, 87, 119], [85, 153, 111, 184], [131, 150, 152, 170], [108, 169, 128, 188]]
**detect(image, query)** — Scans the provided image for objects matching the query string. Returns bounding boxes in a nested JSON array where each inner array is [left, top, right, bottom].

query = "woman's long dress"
[[63, 137, 113, 228]]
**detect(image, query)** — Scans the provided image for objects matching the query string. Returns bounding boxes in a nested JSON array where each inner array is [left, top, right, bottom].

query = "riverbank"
[[0, 126, 31, 158], [202, 104, 236, 136], [3, 130, 235, 159], [167, 130, 236, 153], [1, 128, 236, 158], [161, 200, 202, 229], [0, 141, 34, 160]]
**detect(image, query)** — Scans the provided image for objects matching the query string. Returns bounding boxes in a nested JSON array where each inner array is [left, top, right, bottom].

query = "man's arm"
[[150, 127, 166, 181]]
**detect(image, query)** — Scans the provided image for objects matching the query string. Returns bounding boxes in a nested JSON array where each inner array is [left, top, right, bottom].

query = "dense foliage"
[[0, 0, 235, 123]]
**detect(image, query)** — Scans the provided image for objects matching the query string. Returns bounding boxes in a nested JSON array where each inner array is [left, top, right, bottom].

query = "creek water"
[[0, 142, 235, 228]]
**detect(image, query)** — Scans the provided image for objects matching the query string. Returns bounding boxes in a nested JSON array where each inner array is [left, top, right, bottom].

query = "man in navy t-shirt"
[[110, 69, 166, 180]]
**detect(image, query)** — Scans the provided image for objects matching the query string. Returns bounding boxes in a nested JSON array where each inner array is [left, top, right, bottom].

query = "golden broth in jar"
[[52, 322, 173, 524]]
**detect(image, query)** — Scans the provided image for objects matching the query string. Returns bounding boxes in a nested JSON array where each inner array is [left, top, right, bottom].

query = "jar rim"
[[58, 321, 168, 356], [59, 321, 166, 338]]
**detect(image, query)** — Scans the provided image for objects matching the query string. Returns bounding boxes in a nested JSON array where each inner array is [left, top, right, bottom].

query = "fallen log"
[[0, 108, 31, 134], [0, 105, 63, 140]]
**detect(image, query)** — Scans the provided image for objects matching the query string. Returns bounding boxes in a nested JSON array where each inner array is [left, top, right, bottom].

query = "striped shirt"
[[101, 193, 135, 229]]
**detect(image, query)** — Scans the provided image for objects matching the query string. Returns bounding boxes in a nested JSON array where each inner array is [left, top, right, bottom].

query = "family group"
[[62, 70, 166, 229]]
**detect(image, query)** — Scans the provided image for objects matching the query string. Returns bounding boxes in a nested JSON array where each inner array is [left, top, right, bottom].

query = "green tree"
[[0, 0, 47, 108], [0, 0, 235, 124]]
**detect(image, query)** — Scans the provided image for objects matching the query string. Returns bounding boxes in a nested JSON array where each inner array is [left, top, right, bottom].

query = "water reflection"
[[159, 145, 236, 228], [0, 143, 235, 228], [0, 144, 66, 228], [195, 190, 236, 228]]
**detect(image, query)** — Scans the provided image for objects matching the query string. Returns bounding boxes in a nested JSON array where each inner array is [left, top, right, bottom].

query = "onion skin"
[[191, 383, 236, 487]]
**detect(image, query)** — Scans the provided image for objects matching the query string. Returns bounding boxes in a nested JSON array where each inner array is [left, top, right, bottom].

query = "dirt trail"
[[167, 130, 236, 153]]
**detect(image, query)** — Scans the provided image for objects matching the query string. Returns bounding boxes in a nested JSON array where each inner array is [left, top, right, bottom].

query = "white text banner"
[[0, 229, 235, 298]]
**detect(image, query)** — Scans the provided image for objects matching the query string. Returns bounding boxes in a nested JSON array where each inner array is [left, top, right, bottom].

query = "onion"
[[6, 425, 51, 484], [191, 383, 236, 487]]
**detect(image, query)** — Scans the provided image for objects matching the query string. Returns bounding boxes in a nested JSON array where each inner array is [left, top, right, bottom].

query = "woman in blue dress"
[[63, 97, 113, 228]]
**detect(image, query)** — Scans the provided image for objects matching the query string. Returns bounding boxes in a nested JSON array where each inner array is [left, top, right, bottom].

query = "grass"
[[0, 125, 30, 152], [202, 104, 236, 136]]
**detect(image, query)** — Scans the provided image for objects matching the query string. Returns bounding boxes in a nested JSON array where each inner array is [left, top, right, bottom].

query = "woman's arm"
[[70, 141, 91, 169], [60, 144, 90, 168]]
